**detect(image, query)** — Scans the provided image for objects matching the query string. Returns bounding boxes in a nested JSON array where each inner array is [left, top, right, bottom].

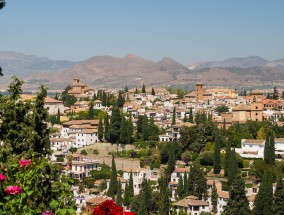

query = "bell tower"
[[250, 90, 263, 121], [196, 82, 204, 101]]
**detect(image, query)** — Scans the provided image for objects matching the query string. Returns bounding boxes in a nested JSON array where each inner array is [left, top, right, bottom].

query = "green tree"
[[119, 116, 128, 144], [151, 87, 155, 95], [142, 115, 149, 141], [127, 116, 134, 143], [183, 171, 188, 196], [104, 114, 110, 141], [273, 178, 284, 214], [117, 90, 125, 108], [116, 181, 123, 206], [138, 179, 152, 215], [181, 150, 191, 165], [257, 127, 266, 140], [188, 107, 194, 123], [80, 149, 87, 155], [211, 182, 218, 213], [273, 86, 279, 100], [109, 105, 121, 143], [98, 118, 104, 141], [88, 101, 95, 119], [135, 87, 139, 94], [224, 142, 231, 176], [123, 182, 131, 207], [228, 149, 238, 186], [142, 83, 146, 94], [172, 107, 176, 125], [213, 132, 221, 174], [125, 85, 128, 93], [56, 108, 61, 124], [224, 175, 250, 215], [60, 85, 77, 107], [129, 170, 134, 198], [167, 144, 176, 178], [254, 170, 273, 215], [215, 105, 229, 115], [264, 129, 275, 165], [188, 165, 207, 200], [107, 156, 118, 198], [148, 117, 160, 141], [176, 176, 184, 199], [159, 176, 170, 215]]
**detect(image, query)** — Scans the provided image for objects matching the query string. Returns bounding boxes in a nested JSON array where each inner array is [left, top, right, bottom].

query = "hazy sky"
[[1, 0, 284, 64]]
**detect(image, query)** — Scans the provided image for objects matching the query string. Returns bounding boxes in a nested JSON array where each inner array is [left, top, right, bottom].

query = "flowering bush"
[[92, 200, 136, 215], [0, 155, 75, 214]]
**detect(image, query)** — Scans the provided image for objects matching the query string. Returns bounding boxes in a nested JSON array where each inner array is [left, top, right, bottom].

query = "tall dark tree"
[[56, 108, 61, 124], [188, 107, 194, 123], [87, 101, 95, 119], [0, 1, 6, 10], [167, 144, 176, 178], [148, 117, 160, 141], [102, 91, 107, 107], [224, 142, 231, 176], [109, 105, 121, 143], [213, 132, 221, 174], [264, 129, 275, 165], [125, 85, 128, 93], [136, 115, 144, 140], [117, 90, 125, 108], [135, 87, 139, 94], [273, 86, 279, 100], [142, 115, 149, 141], [129, 170, 134, 198], [107, 156, 118, 198], [183, 171, 188, 196], [142, 83, 146, 94], [211, 182, 218, 213], [151, 87, 155, 95], [98, 118, 104, 141], [116, 181, 123, 206], [223, 175, 250, 215], [159, 176, 170, 215], [254, 170, 273, 215], [119, 116, 128, 144], [273, 178, 284, 214], [172, 107, 176, 125], [176, 176, 184, 199], [104, 114, 110, 141], [123, 182, 131, 207], [228, 149, 238, 186], [188, 165, 207, 200], [127, 116, 134, 144]]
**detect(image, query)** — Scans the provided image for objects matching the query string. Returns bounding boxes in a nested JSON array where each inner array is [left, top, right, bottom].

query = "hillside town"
[[2, 77, 282, 214]]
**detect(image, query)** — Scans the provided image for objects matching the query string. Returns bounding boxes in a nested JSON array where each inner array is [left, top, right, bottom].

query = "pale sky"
[[1, 0, 284, 64]]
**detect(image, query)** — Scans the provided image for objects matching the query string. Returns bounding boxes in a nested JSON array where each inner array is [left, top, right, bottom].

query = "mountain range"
[[1, 51, 284, 90]]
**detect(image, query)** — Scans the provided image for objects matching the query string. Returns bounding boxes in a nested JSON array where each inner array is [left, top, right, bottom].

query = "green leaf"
[[27, 190, 33, 196], [59, 209, 67, 215], [21, 193, 27, 198], [50, 199, 59, 209]]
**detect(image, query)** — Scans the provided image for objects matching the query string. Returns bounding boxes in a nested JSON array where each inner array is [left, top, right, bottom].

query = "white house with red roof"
[[44, 96, 65, 115]]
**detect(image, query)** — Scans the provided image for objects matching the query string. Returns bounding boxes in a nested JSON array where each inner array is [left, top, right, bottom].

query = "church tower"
[[196, 82, 204, 101], [250, 90, 263, 121]]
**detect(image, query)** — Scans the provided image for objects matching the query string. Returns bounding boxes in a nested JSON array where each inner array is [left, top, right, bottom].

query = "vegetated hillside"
[[0, 51, 76, 89]]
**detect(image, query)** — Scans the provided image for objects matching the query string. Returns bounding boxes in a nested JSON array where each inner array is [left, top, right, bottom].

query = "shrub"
[[93, 149, 99, 155], [199, 151, 214, 166], [80, 149, 88, 155]]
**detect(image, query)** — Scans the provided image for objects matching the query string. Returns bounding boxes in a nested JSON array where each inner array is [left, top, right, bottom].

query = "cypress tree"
[[228, 149, 238, 186], [104, 114, 110, 141], [159, 176, 170, 215], [107, 156, 118, 198], [254, 170, 273, 215], [273, 178, 284, 214], [88, 101, 95, 119], [183, 114, 187, 123], [273, 86, 279, 100], [109, 105, 121, 143], [189, 107, 194, 123], [142, 115, 149, 141], [224, 175, 250, 215], [98, 118, 103, 141], [264, 129, 275, 165], [148, 117, 160, 141], [102, 91, 107, 107], [269, 131, 275, 165], [136, 115, 143, 140], [188, 165, 207, 200], [151, 87, 155, 95], [125, 85, 128, 93], [213, 132, 221, 174], [117, 90, 125, 108], [176, 176, 184, 199], [127, 116, 134, 144], [142, 83, 146, 94], [211, 182, 218, 213], [116, 181, 123, 207], [172, 107, 176, 125], [224, 142, 231, 176], [129, 170, 134, 198], [123, 182, 131, 207], [138, 179, 152, 215], [223, 118, 226, 130], [183, 171, 188, 196], [119, 116, 128, 144], [167, 145, 175, 178], [56, 108, 60, 124], [135, 87, 138, 94]]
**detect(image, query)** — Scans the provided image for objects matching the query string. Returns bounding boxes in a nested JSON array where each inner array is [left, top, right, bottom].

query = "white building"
[[44, 96, 65, 115], [173, 195, 210, 215]]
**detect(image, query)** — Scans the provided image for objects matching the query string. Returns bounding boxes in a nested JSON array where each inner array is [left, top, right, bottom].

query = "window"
[[256, 106, 258, 109], [256, 113, 258, 116]]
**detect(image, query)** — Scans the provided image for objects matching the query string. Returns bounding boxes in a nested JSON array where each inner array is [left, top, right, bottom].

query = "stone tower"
[[250, 90, 263, 121], [196, 82, 204, 101]]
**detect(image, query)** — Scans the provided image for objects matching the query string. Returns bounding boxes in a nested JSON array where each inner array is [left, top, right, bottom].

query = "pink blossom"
[[42, 211, 54, 215], [19, 159, 32, 168], [0, 174, 6, 183], [5, 185, 23, 195]]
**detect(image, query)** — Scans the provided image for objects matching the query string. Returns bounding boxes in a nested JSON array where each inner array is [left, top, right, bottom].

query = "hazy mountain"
[[24, 54, 191, 90], [189, 56, 269, 69], [0, 51, 76, 89]]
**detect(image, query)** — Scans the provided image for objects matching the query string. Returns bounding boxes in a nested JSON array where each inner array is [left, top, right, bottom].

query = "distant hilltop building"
[[185, 82, 238, 101], [68, 79, 94, 99]]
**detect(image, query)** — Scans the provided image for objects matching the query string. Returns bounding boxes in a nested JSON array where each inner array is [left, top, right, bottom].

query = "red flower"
[[5, 185, 23, 195], [42, 211, 54, 215], [0, 174, 6, 183], [92, 200, 136, 215], [19, 159, 32, 168]]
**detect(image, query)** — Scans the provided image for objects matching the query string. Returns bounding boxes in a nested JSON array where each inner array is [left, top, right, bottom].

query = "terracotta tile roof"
[[63, 120, 99, 126], [85, 197, 108, 205], [45, 96, 63, 104], [174, 196, 208, 207], [174, 168, 189, 173], [233, 104, 251, 111]]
